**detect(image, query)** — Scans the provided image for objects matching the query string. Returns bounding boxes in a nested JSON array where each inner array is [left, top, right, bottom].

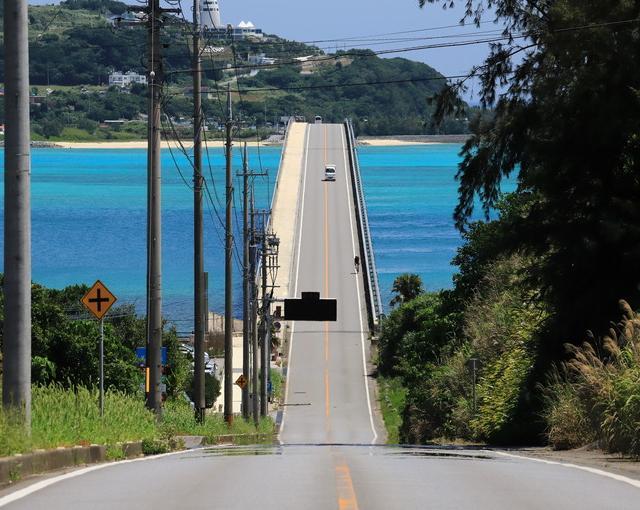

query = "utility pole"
[[240, 149, 267, 421], [250, 190, 260, 424], [241, 143, 250, 419], [224, 86, 234, 424], [3, 0, 32, 427], [192, 0, 205, 423], [146, 0, 163, 415], [260, 213, 268, 417], [204, 272, 209, 336]]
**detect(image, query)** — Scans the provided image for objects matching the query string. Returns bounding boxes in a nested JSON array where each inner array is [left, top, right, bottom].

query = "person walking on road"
[[354, 255, 360, 274]]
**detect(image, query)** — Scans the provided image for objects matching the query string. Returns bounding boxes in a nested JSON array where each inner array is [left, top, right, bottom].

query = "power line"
[[167, 16, 640, 77], [168, 34, 519, 76], [235, 74, 462, 93]]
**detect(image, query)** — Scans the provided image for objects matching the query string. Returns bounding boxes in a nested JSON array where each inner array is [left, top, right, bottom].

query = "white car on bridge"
[[325, 164, 336, 181]]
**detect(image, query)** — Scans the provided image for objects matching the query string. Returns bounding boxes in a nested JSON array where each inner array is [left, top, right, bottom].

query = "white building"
[[247, 53, 276, 67], [235, 21, 263, 39], [201, 0, 222, 30], [109, 71, 147, 88]]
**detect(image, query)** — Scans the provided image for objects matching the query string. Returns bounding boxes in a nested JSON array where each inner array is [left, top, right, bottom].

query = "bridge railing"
[[344, 119, 384, 330]]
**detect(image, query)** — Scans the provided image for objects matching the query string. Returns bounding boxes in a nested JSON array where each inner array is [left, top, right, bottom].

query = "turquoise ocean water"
[[0, 143, 510, 327], [359, 144, 469, 306]]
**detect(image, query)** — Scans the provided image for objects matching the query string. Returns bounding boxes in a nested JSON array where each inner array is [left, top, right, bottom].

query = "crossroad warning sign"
[[235, 374, 247, 389], [81, 280, 117, 320]]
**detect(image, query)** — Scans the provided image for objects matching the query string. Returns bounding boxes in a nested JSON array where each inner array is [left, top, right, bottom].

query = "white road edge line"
[[0, 448, 205, 508], [494, 451, 640, 490], [278, 124, 310, 443], [341, 126, 378, 445]]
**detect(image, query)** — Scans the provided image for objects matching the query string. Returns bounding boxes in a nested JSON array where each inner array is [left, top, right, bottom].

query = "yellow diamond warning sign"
[[235, 374, 247, 389], [81, 280, 117, 320]]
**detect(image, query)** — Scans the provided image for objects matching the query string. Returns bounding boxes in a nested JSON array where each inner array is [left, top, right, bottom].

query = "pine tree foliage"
[[421, 0, 640, 342]]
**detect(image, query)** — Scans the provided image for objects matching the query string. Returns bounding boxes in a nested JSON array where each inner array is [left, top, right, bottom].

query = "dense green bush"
[[387, 254, 547, 445], [0, 278, 189, 397], [378, 292, 457, 381], [186, 373, 221, 409], [463, 256, 546, 443], [400, 349, 472, 442]]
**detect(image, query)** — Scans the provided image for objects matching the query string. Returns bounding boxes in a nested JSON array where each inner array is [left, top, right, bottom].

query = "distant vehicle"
[[315, 115, 323, 124], [205, 360, 216, 375], [179, 344, 194, 360], [325, 164, 336, 181]]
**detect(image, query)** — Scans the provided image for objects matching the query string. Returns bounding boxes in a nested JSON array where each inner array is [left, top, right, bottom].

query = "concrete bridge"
[[270, 120, 384, 445]]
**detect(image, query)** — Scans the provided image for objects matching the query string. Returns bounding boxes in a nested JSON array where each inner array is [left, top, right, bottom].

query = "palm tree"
[[389, 273, 424, 307]]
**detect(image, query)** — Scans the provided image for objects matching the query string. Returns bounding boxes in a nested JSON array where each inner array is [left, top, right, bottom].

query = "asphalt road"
[[2, 123, 640, 509], [279, 123, 377, 446]]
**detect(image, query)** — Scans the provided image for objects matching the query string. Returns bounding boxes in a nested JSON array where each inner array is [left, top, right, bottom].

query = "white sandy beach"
[[50, 138, 444, 149], [52, 140, 280, 149], [358, 139, 441, 146]]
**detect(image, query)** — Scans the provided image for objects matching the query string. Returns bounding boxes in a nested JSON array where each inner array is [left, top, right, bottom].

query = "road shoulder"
[[505, 446, 640, 481]]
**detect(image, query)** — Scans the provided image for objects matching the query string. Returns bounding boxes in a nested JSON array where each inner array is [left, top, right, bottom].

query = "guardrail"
[[344, 120, 384, 330]]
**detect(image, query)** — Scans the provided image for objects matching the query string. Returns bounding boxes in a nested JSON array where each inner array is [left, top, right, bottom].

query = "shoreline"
[[26, 134, 470, 150], [358, 134, 470, 146], [45, 140, 280, 150]]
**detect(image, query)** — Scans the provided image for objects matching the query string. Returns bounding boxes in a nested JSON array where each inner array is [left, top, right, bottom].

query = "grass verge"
[[159, 399, 274, 442], [0, 385, 276, 458], [378, 376, 407, 444], [270, 369, 284, 405]]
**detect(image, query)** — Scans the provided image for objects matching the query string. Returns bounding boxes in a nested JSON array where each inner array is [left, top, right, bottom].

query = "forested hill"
[[239, 51, 462, 134], [0, 0, 469, 137]]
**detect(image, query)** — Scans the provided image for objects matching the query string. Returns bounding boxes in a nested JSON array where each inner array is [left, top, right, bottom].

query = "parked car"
[[179, 344, 194, 360]]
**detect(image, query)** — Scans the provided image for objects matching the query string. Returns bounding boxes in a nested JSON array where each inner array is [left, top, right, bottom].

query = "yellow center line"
[[324, 369, 330, 419], [324, 123, 328, 163], [335, 463, 360, 510], [323, 124, 331, 428]]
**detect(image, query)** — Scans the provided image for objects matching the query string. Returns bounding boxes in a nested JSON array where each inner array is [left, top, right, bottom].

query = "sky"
[[31, 0, 501, 102]]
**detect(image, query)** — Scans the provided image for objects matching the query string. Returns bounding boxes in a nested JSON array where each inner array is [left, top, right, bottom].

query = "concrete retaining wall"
[[0, 442, 142, 488], [0, 434, 275, 488]]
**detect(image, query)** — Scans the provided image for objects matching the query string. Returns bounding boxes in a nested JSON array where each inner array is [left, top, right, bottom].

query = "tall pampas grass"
[[544, 300, 640, 455]]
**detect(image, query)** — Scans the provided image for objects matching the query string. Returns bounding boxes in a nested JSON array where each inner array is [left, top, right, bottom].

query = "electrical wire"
[[167, 16, 640, 77]]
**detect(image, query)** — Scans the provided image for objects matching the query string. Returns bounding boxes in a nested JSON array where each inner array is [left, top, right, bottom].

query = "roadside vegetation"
[[0, 386, 275, 458], [377, 377, 406, 444], [376, 0, 640, 456], [0, 278, 275, 458]]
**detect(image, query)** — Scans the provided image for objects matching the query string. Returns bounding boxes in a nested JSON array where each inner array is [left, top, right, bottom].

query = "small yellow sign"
[[81, 280, 117, 320], [235, 374, 248, 389]]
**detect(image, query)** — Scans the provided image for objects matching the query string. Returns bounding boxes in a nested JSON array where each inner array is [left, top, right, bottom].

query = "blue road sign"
[[136, 346, 167, 367]]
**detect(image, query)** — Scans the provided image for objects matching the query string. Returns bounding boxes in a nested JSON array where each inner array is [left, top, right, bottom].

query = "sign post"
[[99, 318, 104, 416], [235, 374, 247, 389], [466, 358, 482, 415], [81, 280, 117, 417]]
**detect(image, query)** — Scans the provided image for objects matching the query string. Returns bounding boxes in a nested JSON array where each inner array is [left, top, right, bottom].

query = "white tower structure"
[[201, 0, 222, 30]]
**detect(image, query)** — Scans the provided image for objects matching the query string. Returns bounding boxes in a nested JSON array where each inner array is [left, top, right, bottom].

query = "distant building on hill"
[[204, 21, 264, 40], [108, 71, 147, 88], [248, 53, 276, 67], [199, 1, 263, 40]]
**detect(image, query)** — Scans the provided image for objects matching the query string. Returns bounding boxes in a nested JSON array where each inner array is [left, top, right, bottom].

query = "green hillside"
[[0, 0, 470, 139]]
